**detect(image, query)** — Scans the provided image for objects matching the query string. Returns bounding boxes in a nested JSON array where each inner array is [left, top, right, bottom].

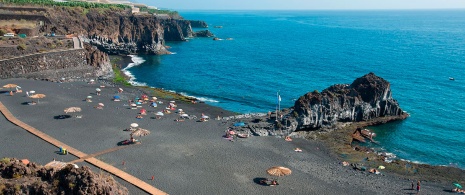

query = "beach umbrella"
[[130, 128, 150, 137], [150, 102, 157, 107], [3, 84, 17, 94], [64, 107, 81, 113], [140, 108, 146, 113], [170, 100, 175, 103], [266, 166, 292, 177], [180, 113, 189, 118], [113, 95, 120, 99], [234, 122, 245, 127], [152, 96, 157, 100], [96, 88, 101, 92], [90, 79, 95, 82], [87, 96, 92, 99], [29, 94, 46, 103], [202, 115, 209, 119], [156, 112, 164, 116], [98, 103, 104, 107], [29, 90, 36, 94], [454, 182, 462, 189], [130, 123, 139, 128], [3, 84, 17, 89], [118, 88, 123, 92]]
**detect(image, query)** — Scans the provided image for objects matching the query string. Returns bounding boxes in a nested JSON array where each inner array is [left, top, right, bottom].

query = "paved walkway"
[[67, 143, 139, 164], [0, 101, 167, 195]]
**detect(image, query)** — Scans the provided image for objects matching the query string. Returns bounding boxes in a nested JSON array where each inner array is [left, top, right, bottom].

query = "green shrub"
[[14, 184, 20, 192], [0, 157, 10, 164], [12, 173, 22, 179], [0, 29, 5, 36], [17, 43, 27, 50], [293, 111, 299, 118]]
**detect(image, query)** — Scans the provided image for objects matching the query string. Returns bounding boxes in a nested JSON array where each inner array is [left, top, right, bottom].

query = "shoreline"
[[108, 55, 465, 185]]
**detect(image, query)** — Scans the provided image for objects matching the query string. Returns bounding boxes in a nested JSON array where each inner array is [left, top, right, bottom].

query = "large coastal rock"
[[0, 158, 128, 195], [225, 73, 407, 137], [288, 73, 407, 131]]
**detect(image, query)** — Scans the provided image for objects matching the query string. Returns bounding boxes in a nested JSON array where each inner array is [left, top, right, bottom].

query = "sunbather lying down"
[[259, 179, 279, 186]]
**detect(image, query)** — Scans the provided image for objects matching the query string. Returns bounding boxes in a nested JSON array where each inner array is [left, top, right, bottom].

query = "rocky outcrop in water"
[[193, 30, 214, 37], [189, 20, 209, 28], [0, 158, 128, 195], [229, 73, 408, 136], [286, 73, 407, 131]]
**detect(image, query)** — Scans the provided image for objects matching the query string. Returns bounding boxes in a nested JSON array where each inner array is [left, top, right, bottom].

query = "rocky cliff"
[[38, 7, 208, 55], [286, 73, 407, 131], [0, 158, 128, 195]]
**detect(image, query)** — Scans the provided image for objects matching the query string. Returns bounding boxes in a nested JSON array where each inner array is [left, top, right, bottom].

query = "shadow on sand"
[[54, 115, 71, 120], [253, 177, 271, 186]]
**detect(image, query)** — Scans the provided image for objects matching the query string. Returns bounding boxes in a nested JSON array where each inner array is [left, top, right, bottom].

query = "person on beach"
[[411, 181, 414, 190], [416, 180, 420, 193]]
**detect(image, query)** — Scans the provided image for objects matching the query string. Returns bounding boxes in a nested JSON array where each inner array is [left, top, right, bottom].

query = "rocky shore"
[[0, 158, 128, 194]]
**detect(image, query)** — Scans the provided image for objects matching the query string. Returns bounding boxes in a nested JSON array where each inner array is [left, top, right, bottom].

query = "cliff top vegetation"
[[0, 0, 130, 10]]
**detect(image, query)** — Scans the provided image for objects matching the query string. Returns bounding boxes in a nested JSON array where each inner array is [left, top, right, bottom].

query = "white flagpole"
[[276, 91, 278, 121], [278, 92, 281, 118]]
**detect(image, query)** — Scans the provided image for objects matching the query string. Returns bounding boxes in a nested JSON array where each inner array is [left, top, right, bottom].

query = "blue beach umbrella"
[[454, 182, 462, 189], [113, 95, 120, 99], [234, 122, 245, 127], [151, 102, 157, 107]]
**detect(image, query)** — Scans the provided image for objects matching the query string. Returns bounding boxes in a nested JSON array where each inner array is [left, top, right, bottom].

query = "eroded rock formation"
[[0, 158, 128, 195], [287, 72, 407, 131]]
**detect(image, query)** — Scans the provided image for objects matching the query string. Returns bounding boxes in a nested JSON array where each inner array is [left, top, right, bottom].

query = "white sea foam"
[[179, 92, 219, 103], [122, 55, 147, 86]]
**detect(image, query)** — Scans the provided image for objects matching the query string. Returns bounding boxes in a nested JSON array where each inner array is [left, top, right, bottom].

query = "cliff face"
[[287, 73, 407, 131], [40, 7, 207, 55]]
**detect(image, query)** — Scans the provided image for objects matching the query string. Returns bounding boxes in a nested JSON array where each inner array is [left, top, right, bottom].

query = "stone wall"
[[0, 49, 109, 80]]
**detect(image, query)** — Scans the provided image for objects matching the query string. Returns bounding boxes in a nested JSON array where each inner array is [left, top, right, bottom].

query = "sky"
[[136, 0, 465, 10]]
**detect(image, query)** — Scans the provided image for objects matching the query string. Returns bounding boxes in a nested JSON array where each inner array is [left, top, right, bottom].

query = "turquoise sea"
[[123, 10, 465, 169]]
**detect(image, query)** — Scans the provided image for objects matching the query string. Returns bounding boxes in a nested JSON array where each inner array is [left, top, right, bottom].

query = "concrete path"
[[0, 101, 167, 195], [72, 37, 82, 49], [68, 143, 139, 164]]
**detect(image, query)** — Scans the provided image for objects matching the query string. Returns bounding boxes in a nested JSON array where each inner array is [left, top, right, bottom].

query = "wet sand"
[[0, 78, 450, 194]]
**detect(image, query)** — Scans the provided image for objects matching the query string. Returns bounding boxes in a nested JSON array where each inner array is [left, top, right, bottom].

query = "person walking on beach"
[[411, 181, 414, 190], [416, 180, 421, 194]]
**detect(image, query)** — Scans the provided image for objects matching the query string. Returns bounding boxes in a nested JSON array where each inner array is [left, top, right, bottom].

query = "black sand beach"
[[0, 78, 451, 194]]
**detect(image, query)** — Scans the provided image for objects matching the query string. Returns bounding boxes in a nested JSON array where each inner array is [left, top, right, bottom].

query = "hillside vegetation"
[[0, 0, 130, 9]]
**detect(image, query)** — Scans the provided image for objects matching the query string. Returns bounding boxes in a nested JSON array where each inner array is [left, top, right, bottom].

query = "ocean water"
[[123, 10, 465, 169]]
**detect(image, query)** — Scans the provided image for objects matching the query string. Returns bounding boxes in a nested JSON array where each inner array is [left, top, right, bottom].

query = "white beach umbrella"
[[156, 112, 164, 116], [64, 107, 82, 113], [131, 103, 137, 107], [202, 115, 209, 119], [98, 103, 104, 107], [180, 113, 189, 118], [130, 123, 139, 128], [96, 88, 101, 92]]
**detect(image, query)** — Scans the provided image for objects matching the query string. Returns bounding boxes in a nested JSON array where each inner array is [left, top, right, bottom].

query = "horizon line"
[[168, 8, 465, 11]]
